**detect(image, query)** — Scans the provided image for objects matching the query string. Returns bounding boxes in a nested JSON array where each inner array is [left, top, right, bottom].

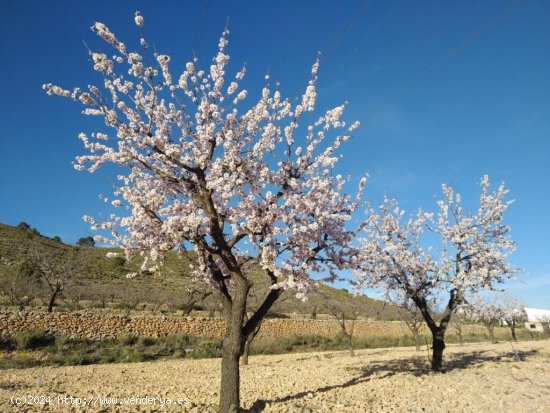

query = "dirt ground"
[[1, 339, 549, 412]]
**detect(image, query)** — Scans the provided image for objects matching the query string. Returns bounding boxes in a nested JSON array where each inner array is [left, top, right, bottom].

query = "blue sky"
[[0, 0, 548, 307]]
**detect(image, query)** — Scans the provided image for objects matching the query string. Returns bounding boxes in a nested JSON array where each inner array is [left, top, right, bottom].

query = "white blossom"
[[45, 14, 366, 302]]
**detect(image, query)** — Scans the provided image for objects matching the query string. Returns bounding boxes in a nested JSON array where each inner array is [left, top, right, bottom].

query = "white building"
[[524, 307, 550, 334]]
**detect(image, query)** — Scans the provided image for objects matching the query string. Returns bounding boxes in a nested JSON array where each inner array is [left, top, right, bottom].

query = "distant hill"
[[0, 223, 400, 319]]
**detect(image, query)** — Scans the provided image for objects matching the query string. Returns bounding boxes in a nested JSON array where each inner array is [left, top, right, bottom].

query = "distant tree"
[[354, 176, 516, 371], [463, 294, 505, 343], [29, 241, 80, 312], [320, 292, 361, 356], [87, 283, 117, 309], [392, 294, 425, 351], [0, 260, 40, 309], [52, 236, 63, 243], [77, 236, 95, 247], [451, 308, 467, 346], [116, 289, 146, 316], [17, 222, 30, 230], [310, 304, 318, 320], [60, 283, 85, 311], [15, 222, 41, 237], [539, 315, 550, 336], [501, 295, 527, 341], [181, 286, 213, 316]]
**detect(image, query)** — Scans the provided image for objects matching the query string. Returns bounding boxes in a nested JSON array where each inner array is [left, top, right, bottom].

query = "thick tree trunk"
[[219, 339, 242, 413], [218, 280, 248, 413], [431, 328, 446, 372], [414, 299, 447, 371], [413, 289, 462, 372], [212, 261, 280, 412]]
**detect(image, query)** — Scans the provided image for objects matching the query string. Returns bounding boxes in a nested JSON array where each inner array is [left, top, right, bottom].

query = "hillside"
[[0, 223, 400, 319]]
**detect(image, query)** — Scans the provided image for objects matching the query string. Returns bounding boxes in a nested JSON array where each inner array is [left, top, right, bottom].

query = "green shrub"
[[120, 334, 138, 346], [1, 352, 42, 369], [163, 334, 199, 349], [5, 328, 545, 371], [66, 351, 90, 365], [13, 331, 55, 350], [123, 348, 146, 363], [190, 339, 222, 358], [137, 337, 156, 347], [0, 336, 15, 351]]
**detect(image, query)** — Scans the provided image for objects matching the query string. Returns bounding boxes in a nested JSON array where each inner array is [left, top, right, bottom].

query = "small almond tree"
[[501, 295, 527, 341], [320, 292, 360, 356], [29, 241, 81, 312], [392, 295, 424, 351], [0, 260, 40, 310], [354, 176, 516, 371], [462, 294, 505, 343], [179, 284, 213, 316], [451, 307, 467, 346], [44, 12, 365, 412]]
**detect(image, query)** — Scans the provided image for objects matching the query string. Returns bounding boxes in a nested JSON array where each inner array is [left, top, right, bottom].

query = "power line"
[[322, 0, 372, 63], [363, 0, 524, 122], [193, 0, 210, 58], [324, 0, 405, 84]]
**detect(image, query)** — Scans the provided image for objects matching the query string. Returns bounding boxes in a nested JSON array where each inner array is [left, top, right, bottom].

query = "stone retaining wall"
[[0, 307, 502, 340]]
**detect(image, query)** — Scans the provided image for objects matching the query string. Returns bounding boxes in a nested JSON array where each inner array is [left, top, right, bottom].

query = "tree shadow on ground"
[[243, 348, 540, 412]]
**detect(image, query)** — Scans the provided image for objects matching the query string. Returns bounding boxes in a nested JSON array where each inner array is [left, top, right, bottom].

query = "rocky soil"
[[1, 340, 549, 412]]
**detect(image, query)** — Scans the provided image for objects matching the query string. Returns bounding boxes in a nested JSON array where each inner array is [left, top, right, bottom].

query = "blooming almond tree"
[[44, 13, 365, 412], [465, 293, 527, 342], [500, 294, 527, 341], [391, 293, 427, 351], [450, 306, 468, 346], [462, 294, 506, 343], [354, 176, 516, 371], [319, 291, 361, 357]]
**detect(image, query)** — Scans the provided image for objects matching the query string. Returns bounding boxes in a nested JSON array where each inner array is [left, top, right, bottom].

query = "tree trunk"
[[510, 323, 517, 341], [219, 280, 248, 413], [487, 324, 496, 343], [219, 321, 245, 413], [412, 292, 458, 372], [347, 333, 355, 357], [457, 327, 464, 346], [414, 331, 420, 351], [219, 337, 242, 413], [182, 302, 195, 317], [47, 289, 59, 312], [241, 338, 251, 366], [241, 321, 261, 366], [213, 264, 280, 412], [431, 327, 446, 372]]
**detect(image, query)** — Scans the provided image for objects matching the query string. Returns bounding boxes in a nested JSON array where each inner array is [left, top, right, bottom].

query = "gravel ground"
[[1, 340, 549, 412]]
